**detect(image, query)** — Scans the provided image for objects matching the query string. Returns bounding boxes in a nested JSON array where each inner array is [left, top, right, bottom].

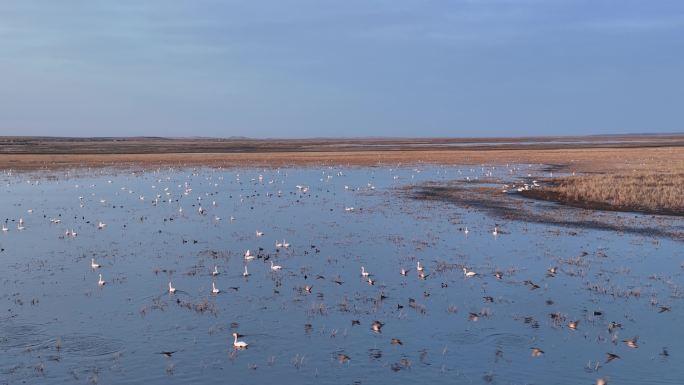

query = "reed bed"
[[529, 172, 684, 215]]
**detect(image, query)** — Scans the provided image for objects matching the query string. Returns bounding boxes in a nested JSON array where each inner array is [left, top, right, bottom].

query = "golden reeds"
[[536, 171, 684, 215]]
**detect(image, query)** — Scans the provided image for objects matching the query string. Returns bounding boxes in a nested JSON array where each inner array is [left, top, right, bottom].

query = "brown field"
[[2, 135, 684, 215], [1, 135, 683, 172]]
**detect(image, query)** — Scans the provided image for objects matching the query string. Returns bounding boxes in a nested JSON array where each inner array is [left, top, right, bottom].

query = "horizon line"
[[1, 132, 683, 141]]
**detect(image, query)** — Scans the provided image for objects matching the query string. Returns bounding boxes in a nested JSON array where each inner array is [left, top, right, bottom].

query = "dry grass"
[[2, 136, 684, 172], [527, 171, 684, 215], [1, 146, 683, 173]]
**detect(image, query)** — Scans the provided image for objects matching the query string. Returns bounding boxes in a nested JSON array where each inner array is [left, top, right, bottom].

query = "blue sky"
[[0, 0, 682, 138]]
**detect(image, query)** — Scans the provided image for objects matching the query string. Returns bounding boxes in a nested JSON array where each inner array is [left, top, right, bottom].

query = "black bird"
[[605, 352, 620, 363], [608, 321, 622, 332]]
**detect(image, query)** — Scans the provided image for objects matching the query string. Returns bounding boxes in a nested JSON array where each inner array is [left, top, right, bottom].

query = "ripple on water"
[[47, 334, 125, 357], [443, 329, 532, 348], [0, 323, 47, 350], [483, 332, 534, 348]]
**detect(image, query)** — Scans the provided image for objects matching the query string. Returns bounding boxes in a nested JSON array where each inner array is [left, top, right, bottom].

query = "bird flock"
[[0, 164, 679, 385]]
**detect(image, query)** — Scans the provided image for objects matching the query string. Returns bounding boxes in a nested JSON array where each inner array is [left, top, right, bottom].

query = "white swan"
[[244, 250, 254, 260], [243, 265, 250, 277], [417, 261, 424, 272], [270, 261, 282, 271], [463, 267, 477, 278], [168, 282, 176, 294], [492, 226, 499, 236], [91, 258, 100, 269], [361, 266, 369, 277], [98, 274, 106, 286], [212, 265, 220, 276], [97, 221, 106, 229], [232, 333, 248, 348], [212, 282, 220, 294], [256, 230, 264, 237]]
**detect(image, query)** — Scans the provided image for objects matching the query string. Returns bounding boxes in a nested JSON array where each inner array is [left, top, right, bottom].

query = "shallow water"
[[0, 165, 682, 384]]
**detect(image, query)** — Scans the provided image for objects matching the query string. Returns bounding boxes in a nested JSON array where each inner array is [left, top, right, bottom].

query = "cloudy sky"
[[0, 0, 682, 137]]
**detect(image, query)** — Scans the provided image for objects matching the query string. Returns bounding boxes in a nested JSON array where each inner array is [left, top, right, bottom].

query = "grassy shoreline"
[[522, 172, 684, 216]]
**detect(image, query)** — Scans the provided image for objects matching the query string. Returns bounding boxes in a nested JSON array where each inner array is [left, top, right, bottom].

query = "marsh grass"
[[528, 172, 684, 215]]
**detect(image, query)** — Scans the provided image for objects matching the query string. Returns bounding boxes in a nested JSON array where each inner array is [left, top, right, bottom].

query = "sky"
[[0, 0, 682, 138]]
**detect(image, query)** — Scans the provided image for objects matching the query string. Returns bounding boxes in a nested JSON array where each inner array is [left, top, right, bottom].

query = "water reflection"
[[0, 165, 682, 384]]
